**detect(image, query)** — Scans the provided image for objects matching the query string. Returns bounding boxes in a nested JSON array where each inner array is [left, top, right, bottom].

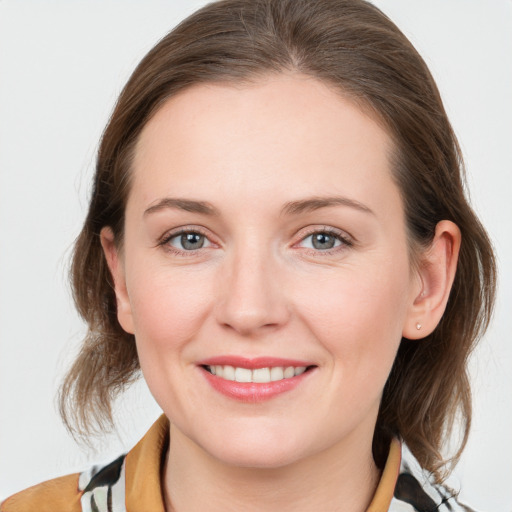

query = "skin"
[[101, 74, 460, 512]]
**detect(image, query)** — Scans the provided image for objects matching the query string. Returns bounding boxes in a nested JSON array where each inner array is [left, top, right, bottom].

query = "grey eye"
[[300, 232, 343, 251], [170, 232, 210, 250], [312, 233, 336, 249]]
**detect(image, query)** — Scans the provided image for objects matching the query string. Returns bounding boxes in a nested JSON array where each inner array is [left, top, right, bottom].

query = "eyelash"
[[158, 226, 353, 257], [158, 227, 213, 256], [296, 227, 353, 256]]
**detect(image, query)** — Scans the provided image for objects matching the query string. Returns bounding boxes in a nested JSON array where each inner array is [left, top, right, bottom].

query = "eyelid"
[[156, 224, 354, 257], [294, 226, 354, 253], [157, 225, 218, 255]]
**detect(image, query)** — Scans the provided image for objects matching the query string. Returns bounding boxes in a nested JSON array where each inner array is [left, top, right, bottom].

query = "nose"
[[214, 244, 290, 337]]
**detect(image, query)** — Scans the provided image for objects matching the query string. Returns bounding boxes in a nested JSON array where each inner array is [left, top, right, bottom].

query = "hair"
[[60, 0, 496, 479]]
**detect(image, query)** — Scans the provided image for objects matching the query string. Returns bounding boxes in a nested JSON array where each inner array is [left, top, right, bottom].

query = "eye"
[[297, 229, 351, 252], [166, 230, 212, 251]]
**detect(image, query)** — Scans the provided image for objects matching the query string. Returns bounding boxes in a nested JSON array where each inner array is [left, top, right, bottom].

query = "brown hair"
[[60, 0, 496, 479]]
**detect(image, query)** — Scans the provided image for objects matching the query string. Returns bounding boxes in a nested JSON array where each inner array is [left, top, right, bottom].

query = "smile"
[[198, 357, 316, 402], [205, 365, 307, 383]]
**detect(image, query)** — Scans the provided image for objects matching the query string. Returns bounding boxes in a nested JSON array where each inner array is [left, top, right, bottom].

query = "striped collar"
[[77, 415, 473, 512]]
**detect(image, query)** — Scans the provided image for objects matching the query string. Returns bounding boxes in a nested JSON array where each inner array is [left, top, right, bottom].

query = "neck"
[[163, 424, 380, 512]]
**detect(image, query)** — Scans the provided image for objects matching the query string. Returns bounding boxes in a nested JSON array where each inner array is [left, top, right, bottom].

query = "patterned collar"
[[78, 415, 474, 512]]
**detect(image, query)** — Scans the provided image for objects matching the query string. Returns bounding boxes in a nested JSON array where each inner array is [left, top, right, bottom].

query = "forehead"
[[131, 74, 398, 214]]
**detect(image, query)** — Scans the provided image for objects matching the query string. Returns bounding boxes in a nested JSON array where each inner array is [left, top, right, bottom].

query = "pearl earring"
[[416, 322, 422, 330]]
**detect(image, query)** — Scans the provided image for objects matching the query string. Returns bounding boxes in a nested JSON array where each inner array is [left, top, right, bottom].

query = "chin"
[[200, 425, 312, 469]]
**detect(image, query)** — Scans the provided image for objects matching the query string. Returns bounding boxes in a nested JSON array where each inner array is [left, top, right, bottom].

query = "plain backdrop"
[[0, 1, 511, 510]]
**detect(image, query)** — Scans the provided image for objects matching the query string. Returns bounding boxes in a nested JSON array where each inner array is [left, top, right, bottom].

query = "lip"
[[197, 356, 314, 369], [197, 356, 316, 403]]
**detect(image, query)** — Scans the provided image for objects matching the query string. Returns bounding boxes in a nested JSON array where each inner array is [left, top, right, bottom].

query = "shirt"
[[1, 415, 475, 512]]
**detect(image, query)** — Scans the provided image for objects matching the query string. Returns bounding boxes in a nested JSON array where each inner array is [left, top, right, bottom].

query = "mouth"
[[202, 364, 310, 383], [197, 357, 317, 402]]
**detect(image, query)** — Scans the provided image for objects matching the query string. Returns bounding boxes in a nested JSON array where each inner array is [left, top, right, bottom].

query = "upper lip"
[[197, 356, 315, 369]]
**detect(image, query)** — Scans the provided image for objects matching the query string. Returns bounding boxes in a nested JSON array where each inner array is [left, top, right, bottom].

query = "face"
[[108, 74, 423, 469]]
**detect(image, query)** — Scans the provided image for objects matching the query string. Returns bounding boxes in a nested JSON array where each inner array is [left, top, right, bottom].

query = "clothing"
[[1, 415, 474, 512]]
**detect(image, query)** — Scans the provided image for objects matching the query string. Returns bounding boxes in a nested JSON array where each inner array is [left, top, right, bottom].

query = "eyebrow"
[[144, 198, 220, 216], [281, 196, 375, 216], [143, 195, 374, 217]]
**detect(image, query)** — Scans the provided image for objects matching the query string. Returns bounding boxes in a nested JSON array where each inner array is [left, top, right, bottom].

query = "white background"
[[0, 1, 511, 510]]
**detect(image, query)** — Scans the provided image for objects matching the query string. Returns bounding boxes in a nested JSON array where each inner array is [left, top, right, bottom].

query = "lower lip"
[[200, 367, 314, 402]]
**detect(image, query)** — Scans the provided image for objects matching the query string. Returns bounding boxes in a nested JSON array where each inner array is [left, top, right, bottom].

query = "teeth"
[[235, 367, 252, 382], [206, 365, 308, 383], [270, 367, 284, 381], [223, 365, 235, 381], [284, 366, 295, 379], [252, 367, 270, 383]]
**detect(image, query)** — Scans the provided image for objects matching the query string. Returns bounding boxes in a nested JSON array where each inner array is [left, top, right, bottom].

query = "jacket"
[[1, 415, 475, 512]]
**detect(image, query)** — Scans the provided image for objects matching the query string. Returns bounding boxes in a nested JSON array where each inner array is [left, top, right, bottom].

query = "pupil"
[[313, 233, 335, 250], [181, 233, 204, 250]]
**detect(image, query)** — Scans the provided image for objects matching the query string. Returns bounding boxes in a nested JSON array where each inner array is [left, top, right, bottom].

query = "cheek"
[[126, 265, 213, 359], [295, 259, 410, 371], [124, 264, 217, 415]]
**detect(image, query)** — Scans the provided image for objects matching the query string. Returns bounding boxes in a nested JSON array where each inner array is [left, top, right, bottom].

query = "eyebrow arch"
[[144, 198, 219, 217], [281, 196, 375, 216], [144, 195, 374, 218]]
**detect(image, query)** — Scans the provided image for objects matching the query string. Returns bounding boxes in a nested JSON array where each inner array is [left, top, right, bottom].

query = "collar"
[[125, 414, 169, 512], [1, 416, 471, 512], [122, 414, 401, 512]]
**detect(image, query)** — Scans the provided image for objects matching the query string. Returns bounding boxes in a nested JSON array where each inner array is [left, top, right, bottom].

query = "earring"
[[416, 322, 422, 330]]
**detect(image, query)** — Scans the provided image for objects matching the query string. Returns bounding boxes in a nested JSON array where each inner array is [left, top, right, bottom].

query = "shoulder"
[[1, 416, 168, 512], [1, 473, 82, 512], [1, 455, 127, 512], [391, 443, 476, 512]]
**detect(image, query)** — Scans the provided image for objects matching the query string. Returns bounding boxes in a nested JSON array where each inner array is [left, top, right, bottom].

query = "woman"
[[1, 0, 498, 510]]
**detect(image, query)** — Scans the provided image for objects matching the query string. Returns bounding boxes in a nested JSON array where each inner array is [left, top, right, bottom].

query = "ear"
[[403, 220, 461, 340], [100, 227, 135, 334]]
